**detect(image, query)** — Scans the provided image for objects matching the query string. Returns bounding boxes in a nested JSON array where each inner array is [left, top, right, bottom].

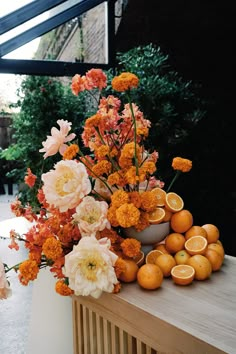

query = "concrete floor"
[[0, 185, 33, 354]]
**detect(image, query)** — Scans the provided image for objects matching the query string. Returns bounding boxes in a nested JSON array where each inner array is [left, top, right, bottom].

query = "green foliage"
[[105, 43, 206, 180], [0, 76, 86, 206]]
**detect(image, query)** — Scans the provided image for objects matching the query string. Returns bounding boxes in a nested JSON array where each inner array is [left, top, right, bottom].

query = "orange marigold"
[[128, 191, 142, 208], [140, 191, 157, 212], [107, 205, 120, 227], [172, 157, 192, 172], [118, 156, 133, 169], [42, 237, 63, 261], [92, 160, 112, 176], [29, 250, 42, 264], [120, 143, 142, 166], [120, 238, 141, 258], [63, 144, 79, 160], [140, 161, 156, 175], [116, 203, 140, 228], [111, 72, 139, 92], [84, 113, 102, 128], [114, 257, 127, 277], [55, 280, 74, 296], [134, 211, 150, 232], [18, 260, 39, 286], [137, 127, 149, 137], [96, 145, 110, 158], [111, 190, 129, 208], [107, 172, 126, 187]]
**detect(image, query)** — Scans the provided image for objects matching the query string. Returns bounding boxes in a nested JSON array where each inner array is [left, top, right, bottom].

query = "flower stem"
[[77, 152, 113, 194], [166, 170, 181, 193], [126, 93, 139, 190]]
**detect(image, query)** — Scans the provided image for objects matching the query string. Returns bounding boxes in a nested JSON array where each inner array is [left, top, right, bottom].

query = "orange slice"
[[133, 251, 145, 267], [148, 207, 165, 224], [145, 249, 163, 264], [162, 207, 173, 222], [171, 264, 195, 285], [165, 192, 184, 212], [184, 235, 208, 256], [150, 187, 167, 207]]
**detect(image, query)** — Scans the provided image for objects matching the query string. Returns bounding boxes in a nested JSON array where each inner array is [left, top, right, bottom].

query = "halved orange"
[[148, 207, 165, 224], [145, 249, 163, 264], [165, 192, 184, 212], [150, 187, 167, 207], [171, 264, 195, 285], [185, 235, 208, 256], [133, 251, 145, 267], [162, 207, 173, 222]]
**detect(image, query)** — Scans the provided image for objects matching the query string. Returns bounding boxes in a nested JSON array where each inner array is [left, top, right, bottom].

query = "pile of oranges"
[[118, 188, 225, 290]]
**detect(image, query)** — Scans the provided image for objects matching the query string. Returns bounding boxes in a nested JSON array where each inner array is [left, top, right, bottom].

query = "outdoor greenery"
[[0, 76, 86, 205], [0, 43, 206, 205], [105, 43, 206, 180]]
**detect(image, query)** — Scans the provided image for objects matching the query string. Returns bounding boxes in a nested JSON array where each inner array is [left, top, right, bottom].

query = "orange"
[[185, 225, 208, 240], [137, 263, 163, 290], [148, 207, 165, 224], [150, 187, 166, 207], [162, 207, 173, 222], [187, 254, 212, 280], [217, 239, 223, 247], [118, 259, 139, 283], [171, 264, 195, 285], [153, 243, 170, 254], [184, 235, 208, 255], [133, 251, 145, 267], [174, 250, 191, 265], [165, 232, 186, 254], [145, 249, 163, 264], [155, 253, 176, 277], [165, 192, 184, 212], [207, 242, 225, 260], [170, 209, 193, 233], [204, 248, 223, 271], [202, 224, 220, 243]]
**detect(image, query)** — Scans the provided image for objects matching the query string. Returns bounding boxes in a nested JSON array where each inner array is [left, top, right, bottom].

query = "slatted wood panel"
[[72, 256, 236, 354], [73, 300, 157, 354]]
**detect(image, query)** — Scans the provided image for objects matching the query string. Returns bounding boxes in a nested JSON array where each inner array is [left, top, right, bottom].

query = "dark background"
[[116, 0, 235, 256]]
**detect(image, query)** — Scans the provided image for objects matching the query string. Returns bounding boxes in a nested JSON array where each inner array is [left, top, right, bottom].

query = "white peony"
[[42, 160, 91, 212], [73, 196, 110, 237], [63, 236, 118, 298]]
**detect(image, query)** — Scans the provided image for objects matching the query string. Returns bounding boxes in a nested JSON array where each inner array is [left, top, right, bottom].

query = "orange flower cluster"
[[107, 189, 159, 230], [172, 157, 192, 173], [4, 69, 193, 299], [111, 72, 139, 92]]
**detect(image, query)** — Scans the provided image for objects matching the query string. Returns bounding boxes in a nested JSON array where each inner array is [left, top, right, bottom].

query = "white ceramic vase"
[[123, 222, 170, 254]]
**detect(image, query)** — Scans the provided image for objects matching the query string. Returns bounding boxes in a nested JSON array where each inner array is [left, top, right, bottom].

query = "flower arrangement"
[[0, 69, 192, 300]]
